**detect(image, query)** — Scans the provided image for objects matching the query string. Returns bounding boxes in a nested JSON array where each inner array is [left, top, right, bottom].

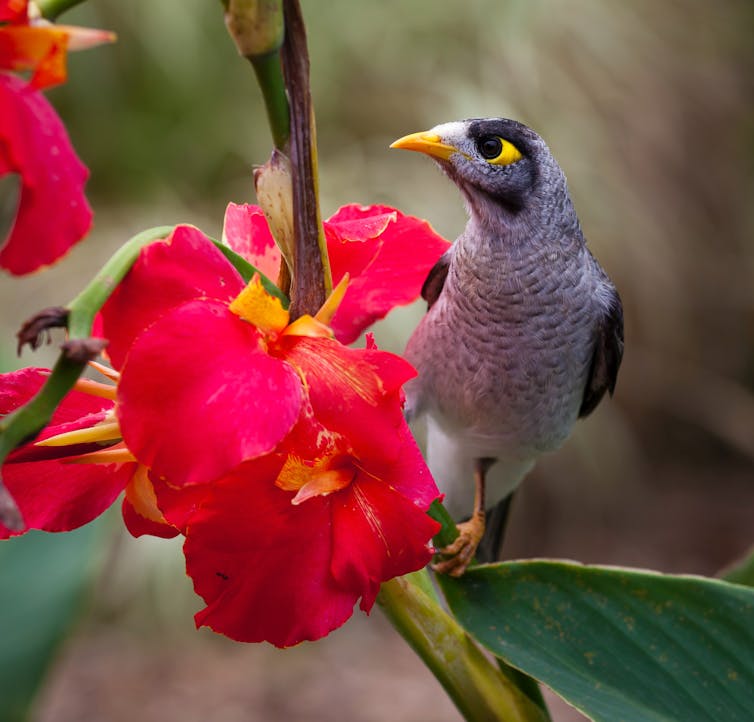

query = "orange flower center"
[[275, 454, 356, 505]]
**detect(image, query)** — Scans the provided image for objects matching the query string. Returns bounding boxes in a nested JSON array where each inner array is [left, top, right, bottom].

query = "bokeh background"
[[1, 1, 752, 720]]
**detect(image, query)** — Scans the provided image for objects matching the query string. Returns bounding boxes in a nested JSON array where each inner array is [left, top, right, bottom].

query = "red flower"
[[98, 225, 441, 645], [0, 1, 114, 274]]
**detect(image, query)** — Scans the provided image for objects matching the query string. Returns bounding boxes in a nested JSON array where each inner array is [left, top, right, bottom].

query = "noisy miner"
[[391, 118, 624, 576]]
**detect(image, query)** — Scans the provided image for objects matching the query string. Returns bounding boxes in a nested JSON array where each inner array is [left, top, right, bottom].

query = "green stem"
[[36, 0, 87, 20], [67, 226, 175, 335], [0, 226, 173, 467], [378, 570, 549, 722], [250, 51, 290, 150]]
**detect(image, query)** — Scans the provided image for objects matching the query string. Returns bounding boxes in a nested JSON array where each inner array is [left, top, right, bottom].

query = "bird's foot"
[[431, 512, 485, 577]]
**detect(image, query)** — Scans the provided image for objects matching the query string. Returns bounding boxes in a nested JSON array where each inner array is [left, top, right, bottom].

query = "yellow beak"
[[390, 131, 458, 161]]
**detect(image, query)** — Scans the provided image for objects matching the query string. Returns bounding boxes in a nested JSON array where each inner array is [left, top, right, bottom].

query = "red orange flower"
[[0, 0, 114, 274]]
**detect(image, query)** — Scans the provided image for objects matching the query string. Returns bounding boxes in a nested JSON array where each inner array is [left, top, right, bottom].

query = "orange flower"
[[0, 0, 114, 88]]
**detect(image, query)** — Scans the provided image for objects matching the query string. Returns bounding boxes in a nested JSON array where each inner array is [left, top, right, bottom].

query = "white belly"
[[424, 413, 536, 520]]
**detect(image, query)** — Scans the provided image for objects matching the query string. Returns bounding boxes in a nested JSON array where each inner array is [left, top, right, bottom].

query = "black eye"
[[477, 136, 502, 159]]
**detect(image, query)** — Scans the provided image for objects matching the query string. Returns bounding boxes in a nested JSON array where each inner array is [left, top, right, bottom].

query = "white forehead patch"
[[429, 121, 468, 145]]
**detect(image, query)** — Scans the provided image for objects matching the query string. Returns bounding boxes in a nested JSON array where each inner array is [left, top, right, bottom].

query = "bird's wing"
[[421, 249, 452, 309], [579, 284, 624, 418]]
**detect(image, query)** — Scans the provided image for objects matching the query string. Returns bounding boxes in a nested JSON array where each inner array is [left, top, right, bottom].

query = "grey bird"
[[391, 118, 624, 576]]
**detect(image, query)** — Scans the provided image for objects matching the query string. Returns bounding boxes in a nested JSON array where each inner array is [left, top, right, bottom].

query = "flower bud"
[[223, 0, 284, 59]]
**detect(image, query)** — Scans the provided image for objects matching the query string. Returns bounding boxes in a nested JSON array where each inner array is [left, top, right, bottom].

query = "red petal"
[[359, 422, 440, 512], [281, 337, 415, 460], [0, 74, 92, 275], [185, 459, 356, 647], [117, 300, 303, 486], [122, 496, 179, 539], [99, 225, 245, 369], [1, 455, 134, 538], [221, 203, 281, 281], [0, 1, 28, 23], [151, 475, 210, 534], [325, 209, 394, 279], [325, 204, 450, 343], [1, 367, 91, 420], [331, 475, 439, 612]]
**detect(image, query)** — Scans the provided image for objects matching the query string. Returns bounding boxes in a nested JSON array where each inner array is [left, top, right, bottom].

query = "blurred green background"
[[0, 1, 752, 720]]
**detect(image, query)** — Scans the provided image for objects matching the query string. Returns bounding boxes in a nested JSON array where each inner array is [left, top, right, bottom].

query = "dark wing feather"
[[421, 250, 451, 309], [579, 286, 624, 418]]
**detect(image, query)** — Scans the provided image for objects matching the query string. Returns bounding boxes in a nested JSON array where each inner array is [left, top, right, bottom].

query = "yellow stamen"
[[275, 454, 355, 504], [229, 275, 289, 334], [88, 360, 120, 382], [314, 273, 349, 326], [275, 454, 312, 492], [282, 314, 333, 339], [66, 444, 137, 465], [36, 420, 122, 447], [73, 378, 117, 401], [292, 467, 354, 505]]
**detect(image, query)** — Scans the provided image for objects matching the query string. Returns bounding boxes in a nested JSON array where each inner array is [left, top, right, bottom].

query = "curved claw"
[[431, 513, 485, 578]]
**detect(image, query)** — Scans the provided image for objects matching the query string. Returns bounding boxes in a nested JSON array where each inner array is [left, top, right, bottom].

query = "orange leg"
[[432, 457, 494, 577]]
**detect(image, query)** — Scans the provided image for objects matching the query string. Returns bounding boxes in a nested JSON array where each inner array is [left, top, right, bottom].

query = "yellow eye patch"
[[477, 136, 523, 167]]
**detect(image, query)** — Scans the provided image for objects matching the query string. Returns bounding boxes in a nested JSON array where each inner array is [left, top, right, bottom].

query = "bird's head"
[[391, 118, 569, 234]]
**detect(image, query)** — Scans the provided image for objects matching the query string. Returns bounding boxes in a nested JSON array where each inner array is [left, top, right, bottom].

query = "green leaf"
[[439, 561, 754, 722], [720, 545, 754, 588], [0, 523, 105, 722]]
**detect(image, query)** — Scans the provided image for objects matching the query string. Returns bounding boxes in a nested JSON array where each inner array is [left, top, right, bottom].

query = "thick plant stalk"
[[378, 570, 550, 722], [425, 501, 553, 719]]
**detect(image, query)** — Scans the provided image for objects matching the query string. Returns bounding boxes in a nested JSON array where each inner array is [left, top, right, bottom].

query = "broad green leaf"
[[439, 561, 754, 722], [0, 523, 105, 722], [721, 545, 754, 588]]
